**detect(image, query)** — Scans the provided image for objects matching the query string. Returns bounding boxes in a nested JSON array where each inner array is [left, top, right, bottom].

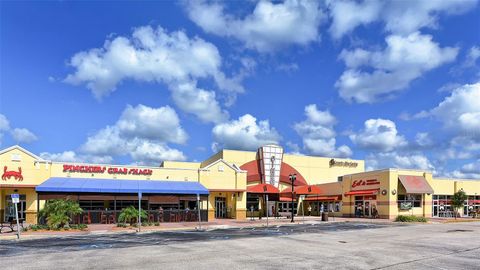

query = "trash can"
[[321, 212, 328, 221]]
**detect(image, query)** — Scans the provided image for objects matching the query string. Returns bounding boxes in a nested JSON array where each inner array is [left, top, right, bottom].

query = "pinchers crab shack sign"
[[63, 164, 153, 176]]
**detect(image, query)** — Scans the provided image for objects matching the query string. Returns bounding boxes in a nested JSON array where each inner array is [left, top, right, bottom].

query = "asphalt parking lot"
[[1, 221, 479, 269]]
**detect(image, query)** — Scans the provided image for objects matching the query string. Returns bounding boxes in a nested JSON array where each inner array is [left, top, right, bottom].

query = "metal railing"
[[39, 209, 208, 225]]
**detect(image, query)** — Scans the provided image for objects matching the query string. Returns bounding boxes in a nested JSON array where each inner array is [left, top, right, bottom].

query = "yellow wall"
[[210, 149, 365, 185], [198, 161, 246, 191], [2, 145, 479, 224], [283, 155, 365, 184]]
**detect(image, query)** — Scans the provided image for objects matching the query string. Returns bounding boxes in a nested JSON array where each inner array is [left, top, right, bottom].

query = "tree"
[[118, 205, 147, 225], [451, 190, 467, 220], [40, 199, 83, 229]]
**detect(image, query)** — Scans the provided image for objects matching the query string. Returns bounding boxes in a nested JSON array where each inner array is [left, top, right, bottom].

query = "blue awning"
[[35, 177, 209, 195]]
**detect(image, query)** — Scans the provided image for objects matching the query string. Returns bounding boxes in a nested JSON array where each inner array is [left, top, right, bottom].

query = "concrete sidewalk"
[[5, 215, 473, 240], [0, 216, 394, 240]]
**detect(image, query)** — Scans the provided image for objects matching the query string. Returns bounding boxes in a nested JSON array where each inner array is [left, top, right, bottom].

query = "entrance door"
[[364, 200, 372, 217], [215, 197, 226, 218], [5, 195, 26, 221]]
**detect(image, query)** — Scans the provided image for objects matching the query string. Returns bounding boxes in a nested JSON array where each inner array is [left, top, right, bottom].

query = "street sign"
[[10, 194, 20, 239], [11, 193, 20, 204]]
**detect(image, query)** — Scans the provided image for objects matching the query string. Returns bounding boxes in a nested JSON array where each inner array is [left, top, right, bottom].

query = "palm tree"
[[40, 199, 83, 229], [118, 205, 147, 225]]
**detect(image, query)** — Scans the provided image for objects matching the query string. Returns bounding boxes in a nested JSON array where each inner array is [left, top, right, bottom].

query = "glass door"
[[364, 201, 371, 217], [215, 197, 226, 218], [5, 195, 26, 221]]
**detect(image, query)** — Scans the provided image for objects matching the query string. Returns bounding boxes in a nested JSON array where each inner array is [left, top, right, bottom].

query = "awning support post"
[[266, 194, 269, 229], [138, 192, 142, 233], [197, 194, 201, 231]]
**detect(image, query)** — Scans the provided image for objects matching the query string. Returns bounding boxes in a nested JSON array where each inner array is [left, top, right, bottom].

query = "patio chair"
[[108, 214, 116, 224], [82, 213, 91, 224], [100, 213, 108, 224]]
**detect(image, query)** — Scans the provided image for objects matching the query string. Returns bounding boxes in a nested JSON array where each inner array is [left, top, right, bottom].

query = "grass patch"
[[395, 215, 427, 223]]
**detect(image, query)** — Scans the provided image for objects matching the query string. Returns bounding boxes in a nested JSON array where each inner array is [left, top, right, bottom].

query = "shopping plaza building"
[[0, 144, 479, 224]]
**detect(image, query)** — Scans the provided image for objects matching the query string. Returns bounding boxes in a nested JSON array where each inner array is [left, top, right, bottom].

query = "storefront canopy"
[[398, 175, 434, 194], [304, 195, 341, 201], [35, 177, 209, 195], [247, 183, 279, 194], [280, 185, 322, 196], [344, 189, 379, 196]]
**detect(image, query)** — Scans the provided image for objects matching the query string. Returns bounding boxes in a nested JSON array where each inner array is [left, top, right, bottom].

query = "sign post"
[[197, 194, 202, 231], [11, 194, 20, 239], [300, 195, 305, 223], [138, 192, 142, 233], [266, 194, 269, 229]]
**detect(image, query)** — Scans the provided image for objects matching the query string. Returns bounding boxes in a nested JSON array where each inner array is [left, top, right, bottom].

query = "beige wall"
[[2, 145, 479, 223], [283, 155, 365, 185], [212, 149, 365, 186]]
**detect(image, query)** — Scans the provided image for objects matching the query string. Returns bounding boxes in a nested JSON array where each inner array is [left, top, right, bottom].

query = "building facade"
[[0, 145, 478, 224]]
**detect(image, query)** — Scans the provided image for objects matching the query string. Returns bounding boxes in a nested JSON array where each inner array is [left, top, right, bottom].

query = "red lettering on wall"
[[63, 164, 152, 176], [351, 179, 380, 188]]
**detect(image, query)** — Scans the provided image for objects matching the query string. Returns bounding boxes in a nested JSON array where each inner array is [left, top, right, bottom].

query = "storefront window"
[[397, 194, 422, 208], [246, 194, 259, 211]]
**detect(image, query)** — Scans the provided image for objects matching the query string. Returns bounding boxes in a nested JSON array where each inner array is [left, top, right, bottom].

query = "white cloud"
[[382, 0, 477, 34], [185, 0, 324, 52], [350, 118, 407, 152], [336, 32, 458, 103], [65, 25, 241, 123], [415, 132, 433, 147], [428, 83, 480, 138], [129, 141, 186, 165], [169, 82, 229, 123], [10, 128, 38, 143], [464, 46, 480, 68], [294, 104, 351, 157], [116, 104, 187, 143], [443, 159, 480, 179], [461, 159, 480, 174], [0, 114, 10, 131], [366, 151, 435, 172], [39, 151, 114, 164], [79, 104, 187, 164], [328, 0, 477, 38], [0, 114, 38, 146], [328, 0, 382, 39], [211, 114, 281, 151]]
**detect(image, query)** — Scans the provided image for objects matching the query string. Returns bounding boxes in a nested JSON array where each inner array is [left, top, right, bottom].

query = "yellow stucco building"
[[0, 144, 479, 225]]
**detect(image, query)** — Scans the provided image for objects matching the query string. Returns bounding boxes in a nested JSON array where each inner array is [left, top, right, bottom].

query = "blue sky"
[[0, 1, 479, 178]]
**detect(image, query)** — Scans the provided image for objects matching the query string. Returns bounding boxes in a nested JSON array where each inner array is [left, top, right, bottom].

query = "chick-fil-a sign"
[[63, 164, 152, 176], [351, 179, 380, 188]]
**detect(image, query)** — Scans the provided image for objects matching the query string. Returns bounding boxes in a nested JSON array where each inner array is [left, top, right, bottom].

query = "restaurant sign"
[[329, 159, 358, 168], [63, 164, 153, 175], [351, 179, 380, 188]]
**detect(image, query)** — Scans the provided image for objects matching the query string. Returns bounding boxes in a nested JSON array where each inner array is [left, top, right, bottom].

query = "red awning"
[[304, 196, 340, 201], [247, 183, 280, 194], [398, 175, 434, 194], [280, 185, 322, 196], [279, 196, 294, 202], [344, 189, 379, 196]]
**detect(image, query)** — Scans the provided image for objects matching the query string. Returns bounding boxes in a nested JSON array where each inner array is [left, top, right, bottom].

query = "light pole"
[[290, 174, 296, 223]]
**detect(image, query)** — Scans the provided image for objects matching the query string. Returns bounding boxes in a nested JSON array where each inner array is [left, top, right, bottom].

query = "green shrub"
[[117, 223, 127, 228], [154, 222, 160, 226], [39, 199, 83, 229], [30, 224, 50, 231], [118, 206, 147, 225], [395, 215, 427, 222]]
